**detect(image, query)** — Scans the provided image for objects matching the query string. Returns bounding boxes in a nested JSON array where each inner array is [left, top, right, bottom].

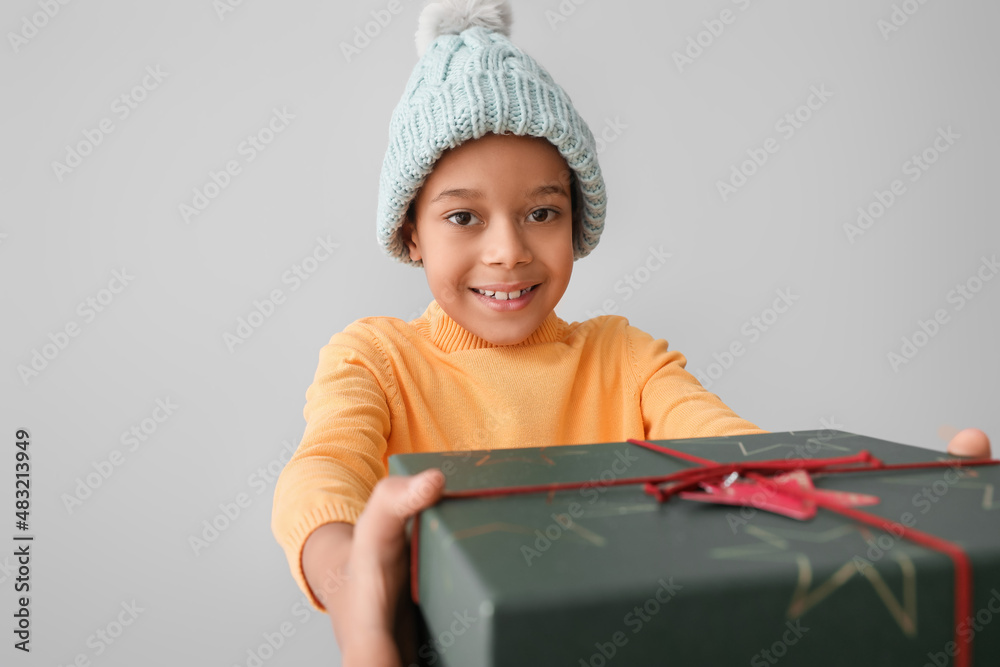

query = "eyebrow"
[[430, 184, 569, 203]]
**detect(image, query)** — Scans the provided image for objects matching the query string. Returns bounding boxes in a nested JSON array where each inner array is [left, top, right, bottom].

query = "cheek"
[[554, 225, 576, 264], [422, 248, 468, 297], [537, 236, 574, 285], [558, 253, 575, 282]]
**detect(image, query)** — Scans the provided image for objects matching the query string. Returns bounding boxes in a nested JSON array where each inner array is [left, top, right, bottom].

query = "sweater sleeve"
[[271, 324, 396, 611], [626, 324, 768, 439]]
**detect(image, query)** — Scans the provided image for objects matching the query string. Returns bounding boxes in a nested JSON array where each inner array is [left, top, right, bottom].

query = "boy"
[[272, 2, 991, 665]]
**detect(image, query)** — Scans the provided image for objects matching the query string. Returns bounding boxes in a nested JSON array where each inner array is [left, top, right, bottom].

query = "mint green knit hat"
[[377, 0, 608, 267]]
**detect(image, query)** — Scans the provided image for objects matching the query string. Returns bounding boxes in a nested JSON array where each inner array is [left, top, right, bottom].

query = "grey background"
[[2, 0, 998, 664]]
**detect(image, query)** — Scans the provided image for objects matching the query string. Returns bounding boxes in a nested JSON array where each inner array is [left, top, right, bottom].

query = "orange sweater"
[[271, 300, 766, 609]]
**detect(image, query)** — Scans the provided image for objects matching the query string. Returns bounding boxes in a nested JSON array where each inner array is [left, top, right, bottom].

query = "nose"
[[482, 217, 532, 268]]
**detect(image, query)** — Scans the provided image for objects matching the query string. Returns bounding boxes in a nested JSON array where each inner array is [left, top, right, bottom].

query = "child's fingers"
[[946, 427, 992, 458], [391, 468, 446, 520], [356, 469, 446, 542]]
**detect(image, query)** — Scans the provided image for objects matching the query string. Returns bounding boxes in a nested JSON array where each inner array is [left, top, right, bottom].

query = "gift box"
[[388, 430, 1000, 667]]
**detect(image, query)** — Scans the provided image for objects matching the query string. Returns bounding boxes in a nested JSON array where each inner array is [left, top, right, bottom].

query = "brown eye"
[[446, 211, 479, 226], [530, 208, 557, 223]]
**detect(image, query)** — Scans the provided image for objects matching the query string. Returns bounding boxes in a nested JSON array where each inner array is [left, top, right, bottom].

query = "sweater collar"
[[416, 300, 567, 352]]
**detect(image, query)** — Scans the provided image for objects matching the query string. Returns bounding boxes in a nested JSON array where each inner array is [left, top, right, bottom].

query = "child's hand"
[[342, 469, 445, 666], [945, 428, 992, 458]]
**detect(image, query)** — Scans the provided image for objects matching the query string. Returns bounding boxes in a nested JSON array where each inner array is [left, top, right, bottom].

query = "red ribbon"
[[410, 438, 999, 667]]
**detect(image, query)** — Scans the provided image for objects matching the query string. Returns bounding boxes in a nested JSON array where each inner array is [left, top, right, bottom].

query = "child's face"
[[403, 132, 575, 346]]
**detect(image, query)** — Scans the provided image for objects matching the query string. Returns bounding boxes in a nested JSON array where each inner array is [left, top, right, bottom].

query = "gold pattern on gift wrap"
[[711, 524, 918, 637], [785, 552, 917, 637], [441, 503, 664, 550], [697, 437, 855, 458], [873, 468, 999, 510], [444, 517, 608, 547], [664, 429, 857, 458], [985, 485, 998, 509], [474, 452, 551, 466], [574, 503, 662, 519], [447, 522, 535, 541], [470, 446, 590, 468], [561, 518, 607, 547], [856, 528, 918, 636]]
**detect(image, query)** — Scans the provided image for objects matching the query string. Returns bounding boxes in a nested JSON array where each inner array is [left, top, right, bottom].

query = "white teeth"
[[475, 285, 534, 300]]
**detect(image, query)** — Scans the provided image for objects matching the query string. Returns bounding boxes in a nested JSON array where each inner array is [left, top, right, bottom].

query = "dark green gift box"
[[388, 430, 1000, 666]]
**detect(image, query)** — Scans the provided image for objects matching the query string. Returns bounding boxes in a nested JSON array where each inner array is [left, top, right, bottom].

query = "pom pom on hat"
[[415, 0, 512, 58]]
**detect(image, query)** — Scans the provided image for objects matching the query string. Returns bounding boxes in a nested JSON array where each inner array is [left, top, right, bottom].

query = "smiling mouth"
[[469, 284, 539, 300]]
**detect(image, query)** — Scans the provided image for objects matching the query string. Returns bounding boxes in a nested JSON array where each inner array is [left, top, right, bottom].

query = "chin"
[[476, 323, 533, 346]]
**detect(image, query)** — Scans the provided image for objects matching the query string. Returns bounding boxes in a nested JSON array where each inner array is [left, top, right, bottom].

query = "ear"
[[401, 216, 422, 262]]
